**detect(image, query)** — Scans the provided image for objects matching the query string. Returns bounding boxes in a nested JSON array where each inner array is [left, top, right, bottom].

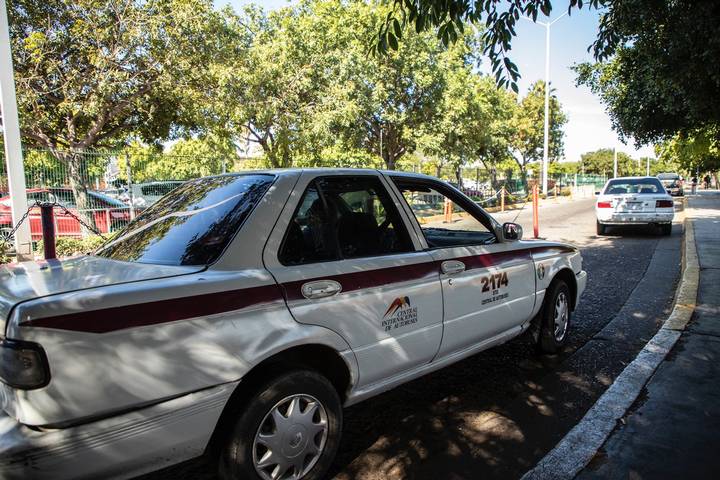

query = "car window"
[[392, 178, 496, 248], [96, 174, 274, 266], [140, 183, 183, 197], [604, 178, 665, 195], [279, 176, 413, 265]]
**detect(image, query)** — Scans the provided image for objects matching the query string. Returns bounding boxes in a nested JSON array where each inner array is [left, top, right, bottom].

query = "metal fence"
[[1, 149, 607, 245]]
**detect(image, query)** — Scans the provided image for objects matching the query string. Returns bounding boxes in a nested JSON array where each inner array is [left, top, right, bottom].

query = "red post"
[[40, 203, 56, 260], [532, 185, 539, 239]]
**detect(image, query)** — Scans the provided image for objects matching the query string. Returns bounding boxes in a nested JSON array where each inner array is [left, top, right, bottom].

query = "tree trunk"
[[435, 162, 443, 179], [57, 151, 97, 233], [455, 166, 463, 189]]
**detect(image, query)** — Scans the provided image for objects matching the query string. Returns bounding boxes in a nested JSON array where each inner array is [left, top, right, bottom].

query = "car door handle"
[[441, 260, 466, 275], [301, 280, 342, 299]]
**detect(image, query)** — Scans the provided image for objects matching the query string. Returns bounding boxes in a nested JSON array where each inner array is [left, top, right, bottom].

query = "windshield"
[[96, 174, 274, 266], [603, 178, 666, 195]]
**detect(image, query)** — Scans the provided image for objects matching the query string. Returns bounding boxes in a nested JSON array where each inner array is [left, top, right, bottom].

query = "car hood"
[[0, 256, 203, 333]]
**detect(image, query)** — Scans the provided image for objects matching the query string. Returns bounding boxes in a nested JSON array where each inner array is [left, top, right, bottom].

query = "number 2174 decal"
[[481, 272, 509, 292]]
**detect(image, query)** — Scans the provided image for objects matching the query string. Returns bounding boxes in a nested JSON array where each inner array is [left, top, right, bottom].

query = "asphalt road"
[[139, 196, 682, 480]]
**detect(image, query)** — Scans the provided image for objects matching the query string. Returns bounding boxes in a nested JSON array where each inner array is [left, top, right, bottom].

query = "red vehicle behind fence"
[[0, 188, 131, 241]]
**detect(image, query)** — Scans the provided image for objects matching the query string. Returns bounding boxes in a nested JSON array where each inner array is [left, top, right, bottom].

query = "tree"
[[575, 0, 720, 146], [216, 0, 483, 171], [656, 128, 720, 183], [373, 1, 608, 90], [578, 148, 642, 177], [303, 0, 452, 170], [509, 81, 567, 181], [5, 0, 227, 226]]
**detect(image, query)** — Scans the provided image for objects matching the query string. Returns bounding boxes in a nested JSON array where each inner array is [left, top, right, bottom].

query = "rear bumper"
[[0, 382, 236, 480], [597, 212, 674, 225]]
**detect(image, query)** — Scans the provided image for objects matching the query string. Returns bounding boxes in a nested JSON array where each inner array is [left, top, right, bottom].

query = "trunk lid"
[[609, 194, 667, 213], [0, 256, 203, 333]]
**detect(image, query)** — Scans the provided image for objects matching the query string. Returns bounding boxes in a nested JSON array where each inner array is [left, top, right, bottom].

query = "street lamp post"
[[0, 0, 31, 260], [523, 12, 567, 196]]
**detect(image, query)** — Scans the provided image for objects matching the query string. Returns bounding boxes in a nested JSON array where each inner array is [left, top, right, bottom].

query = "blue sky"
[[223, 0, 656, 162]]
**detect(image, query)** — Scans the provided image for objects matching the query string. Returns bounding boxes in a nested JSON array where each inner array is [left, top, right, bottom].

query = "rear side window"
[[96, 174, 274, 266], [604, 178, 665, 195], [279, 176, 413, 265]]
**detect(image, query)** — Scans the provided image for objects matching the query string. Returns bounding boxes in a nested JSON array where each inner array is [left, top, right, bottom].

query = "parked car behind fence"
[[0, 188, 131, 241]]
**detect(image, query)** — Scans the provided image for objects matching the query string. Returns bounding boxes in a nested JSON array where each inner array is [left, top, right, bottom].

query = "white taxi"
[[595, 176, 675, 235], [0, 170, 586, 480]]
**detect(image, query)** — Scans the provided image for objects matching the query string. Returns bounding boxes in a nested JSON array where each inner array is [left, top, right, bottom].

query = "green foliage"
[[509, 81, 567, 174], [0, 241, 9, 265], [575, 0, 720, 146], [7, 0, 230, 223], [656, 128, 720, 175], [35, 235, 109, 258], [579, 148, 646, 177], [117, 137, 237, 182], [374, 1, 609, 91]]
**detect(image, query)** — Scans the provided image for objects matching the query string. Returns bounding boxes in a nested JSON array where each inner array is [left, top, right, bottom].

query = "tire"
[[661, 223, 672, 236], [219, 370, 342, 480], [538, 280, 572, 354], [596, 220, 606, 236]]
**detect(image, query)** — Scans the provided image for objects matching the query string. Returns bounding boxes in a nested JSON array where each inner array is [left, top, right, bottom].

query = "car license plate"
[[625, 202, 643, 211]]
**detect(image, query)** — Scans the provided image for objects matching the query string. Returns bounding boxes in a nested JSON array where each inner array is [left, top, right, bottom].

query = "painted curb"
[[520, 212, 699, 480]]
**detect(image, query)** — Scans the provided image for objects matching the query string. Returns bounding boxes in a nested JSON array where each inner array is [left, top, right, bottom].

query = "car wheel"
[[219, 370, 342, 480], [538, 280, 571, 354], [661, 223, 672, 236], [596, 221, 606, 236]]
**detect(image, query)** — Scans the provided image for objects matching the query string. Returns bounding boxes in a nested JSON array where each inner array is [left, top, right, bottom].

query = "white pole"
[[0, 0, 31, 260], [613, 148, 618, 178], [542, 23, 550, 196]]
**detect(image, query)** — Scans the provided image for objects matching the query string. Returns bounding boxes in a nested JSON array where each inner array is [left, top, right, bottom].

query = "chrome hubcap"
[[253, 394, 328, 480], [554, 291, 569, 342]]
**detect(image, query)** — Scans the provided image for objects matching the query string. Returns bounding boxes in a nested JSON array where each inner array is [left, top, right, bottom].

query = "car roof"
[[607, 176, 660, 181], [209, 168, 439, 181]]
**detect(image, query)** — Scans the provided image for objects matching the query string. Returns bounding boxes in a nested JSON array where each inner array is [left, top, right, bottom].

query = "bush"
[[35, 235, 111, 258], [0, 241, 10, 265]]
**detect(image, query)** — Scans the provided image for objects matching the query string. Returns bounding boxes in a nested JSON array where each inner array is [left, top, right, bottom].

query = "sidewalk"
[[577, 191, 720, 480]]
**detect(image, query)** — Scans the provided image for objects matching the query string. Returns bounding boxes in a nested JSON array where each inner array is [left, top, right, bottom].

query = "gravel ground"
[[139, 197, 682, 480]]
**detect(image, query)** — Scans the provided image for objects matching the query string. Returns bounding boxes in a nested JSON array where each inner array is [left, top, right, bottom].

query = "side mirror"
[[502, 222, 522, 241]]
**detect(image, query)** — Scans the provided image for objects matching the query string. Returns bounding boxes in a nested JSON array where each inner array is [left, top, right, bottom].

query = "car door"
[[388, 176, 536, 358], [263, 172, 444, 388]]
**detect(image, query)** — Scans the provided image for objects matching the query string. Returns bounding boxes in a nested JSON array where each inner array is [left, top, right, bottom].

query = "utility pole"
[[646, 157, 650, 176], [542, 21, 551, 197], [523, 12, 567, 196], [613, 148, 618, 178], [0, 0, 31, 260]]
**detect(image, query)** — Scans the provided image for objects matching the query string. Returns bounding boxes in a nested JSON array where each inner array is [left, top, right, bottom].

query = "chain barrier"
[[52, 203, 106, 239], [0, 201, 106, 252]]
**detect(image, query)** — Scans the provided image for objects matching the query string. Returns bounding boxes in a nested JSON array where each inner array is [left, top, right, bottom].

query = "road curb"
[[520, 212, 699, 480]]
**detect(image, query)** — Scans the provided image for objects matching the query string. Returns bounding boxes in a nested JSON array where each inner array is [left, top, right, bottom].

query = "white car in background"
[[595, 176, 675, 236]]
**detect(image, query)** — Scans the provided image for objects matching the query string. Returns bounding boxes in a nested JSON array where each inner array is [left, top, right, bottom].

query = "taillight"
[[656, 200, 674, 208], [0, 338, 50, 389], [597, 201, 612, 208]]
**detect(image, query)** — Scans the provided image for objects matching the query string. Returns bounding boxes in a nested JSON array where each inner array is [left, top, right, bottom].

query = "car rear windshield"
[[95, 174, 274, 266], [604, 178, 665, 195]]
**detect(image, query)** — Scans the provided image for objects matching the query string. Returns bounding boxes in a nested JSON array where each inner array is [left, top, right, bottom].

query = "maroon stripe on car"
[[458, 248, 533, 271], [20, 284, 283, 333], [21, 245, 576, 332], [282, 261, 441, 301], [281, 245, 576, 301]]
